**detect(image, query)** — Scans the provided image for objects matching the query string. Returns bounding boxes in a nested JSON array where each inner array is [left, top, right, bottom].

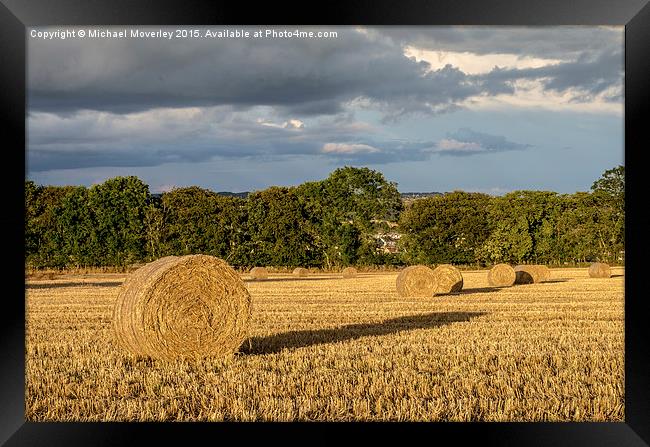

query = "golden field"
[[25, 267, 624, 422]]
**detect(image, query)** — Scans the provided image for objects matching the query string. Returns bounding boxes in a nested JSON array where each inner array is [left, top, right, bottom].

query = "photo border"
[[2, 0, 648, 444]]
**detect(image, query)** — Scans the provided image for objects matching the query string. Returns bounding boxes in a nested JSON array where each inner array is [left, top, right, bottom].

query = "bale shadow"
[[457, 287, 501, 294], [25, 281, 123, 289], [611, 274, 624, 278], [514, 270, 535, 285], [542, 279, 570, 283], [241, 311, 486, 355]]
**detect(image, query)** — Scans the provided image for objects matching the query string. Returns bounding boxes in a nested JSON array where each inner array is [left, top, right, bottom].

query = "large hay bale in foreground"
[[487, 263, 516, 287], [432, 264, 464, 294], [514, 265, 541, 284], [588, 262, 611, 278], [293, 267, 309, 277], [112, 255, 252, 361], [342, 267, 357, 278], [395, 265, 437, 297], [249, 266, 269, 280]]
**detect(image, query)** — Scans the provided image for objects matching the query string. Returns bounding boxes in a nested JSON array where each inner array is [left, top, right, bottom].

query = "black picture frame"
[[2, 0, 648, 444]]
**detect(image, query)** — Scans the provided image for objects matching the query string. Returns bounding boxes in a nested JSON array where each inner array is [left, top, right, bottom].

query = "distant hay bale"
[[112, 255, 252, 361], [514, 265, 541, 284], [432, 264, 464, 294], [28, 271, 58, 281], [293, 267, 309, 277], [487, 263, 516, 287], [249, 266, 269, 280], [342, 267, 358, 278], [534, 265, 551, 282], [395, 265, 437, 297], [588, 262, 611, 278]]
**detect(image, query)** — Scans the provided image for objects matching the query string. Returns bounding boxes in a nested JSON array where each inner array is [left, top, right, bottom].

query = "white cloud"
[[403, 46, 622, 115], [257, 118, 304, 129], [459, 79, 623, 115], [155, 184, 178, 193], [404, 46, 565, 75], [285, 119, 305, 129], [321, 142, 381, 154], [436, 138, 483, 152]]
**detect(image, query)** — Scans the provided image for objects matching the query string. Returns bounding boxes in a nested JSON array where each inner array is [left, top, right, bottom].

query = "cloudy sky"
[[26, 26, 624, 194]]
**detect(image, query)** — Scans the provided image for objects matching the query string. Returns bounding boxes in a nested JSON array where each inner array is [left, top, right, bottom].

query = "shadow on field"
[[542, 279, 570, 283], [25, 281, 123, 289], [611, 274, 624, 278], [457, 287, 501, 294], [241, 311, 486, 355]]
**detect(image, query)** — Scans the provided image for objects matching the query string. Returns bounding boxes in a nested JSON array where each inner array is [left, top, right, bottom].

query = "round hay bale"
[[395, 265, 437, 297], [342, 267, 357, 278], [432, 264, 463, 294], [487, 263, 516, 287], [28, 271, 58, 281], [588, 262, 611, 278], [249, 266, 269, 280], [514, 265, 540, 284], [293, 267, 309, 277], [112, 255, 252, 361], [534, 264, 551, 282]]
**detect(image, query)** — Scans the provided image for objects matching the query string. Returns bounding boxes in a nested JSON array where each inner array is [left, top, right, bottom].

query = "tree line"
[[24, 165, 624, 269]]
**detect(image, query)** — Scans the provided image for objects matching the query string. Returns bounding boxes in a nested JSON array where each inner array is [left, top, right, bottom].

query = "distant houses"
[[375, 232, 401, 254], [400, 192, 442, 206]]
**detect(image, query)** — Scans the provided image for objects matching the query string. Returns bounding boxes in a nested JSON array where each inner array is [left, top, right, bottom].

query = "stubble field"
[[25, 267, 624, 421]]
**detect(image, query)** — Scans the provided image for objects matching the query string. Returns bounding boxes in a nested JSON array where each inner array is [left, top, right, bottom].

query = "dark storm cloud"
[[28, 148, 187, 171], [28, 26, 566, 117], [27, 142, 270, 172], [26, 106, 439, 171], [481, 49, 623, 99], [27, 136, 437, 171], [26, 27, 436, 114], [376, 26, 623, 60], [27, 26, 621, 173]]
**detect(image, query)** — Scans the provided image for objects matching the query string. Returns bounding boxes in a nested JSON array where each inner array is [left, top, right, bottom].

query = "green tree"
[[86, 177, 150, 266], [321, 166, 402, 231], [556, 192, 602, 262], [25, 180, 40, 262], [591, 165, 624, 260], [143, 196, 164, 260], [400, 191, 492, 264], [55, 186, 97, 266], [591, 165, 624, 205], [476, 191, 560, 264], [318, 216, 361, 267], [295, 167, 402, 266], [26, 183, 79, 267], [246, 186, 320, 267], [160, 187, 246, 261]]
